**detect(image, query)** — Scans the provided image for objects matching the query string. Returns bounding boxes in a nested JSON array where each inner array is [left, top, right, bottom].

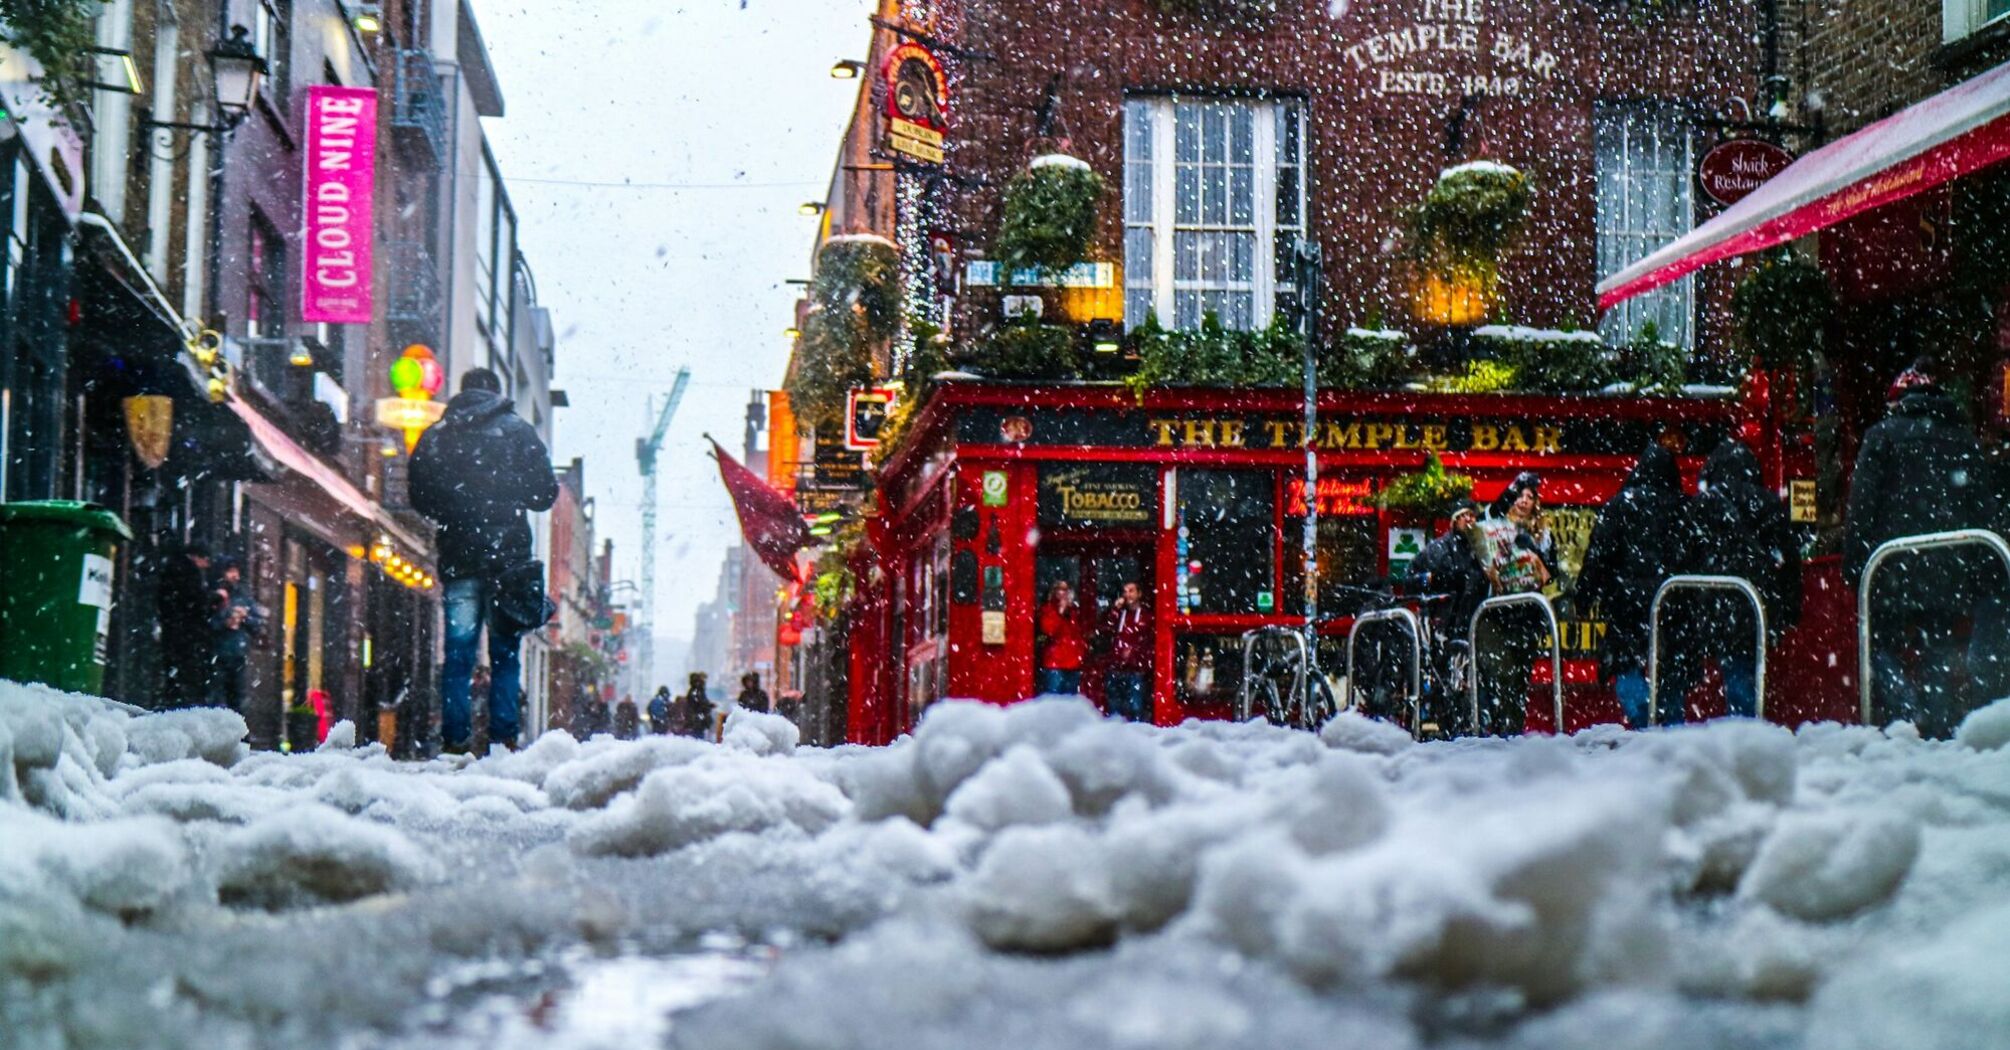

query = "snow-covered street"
[[5, 679, 2010, 1049]]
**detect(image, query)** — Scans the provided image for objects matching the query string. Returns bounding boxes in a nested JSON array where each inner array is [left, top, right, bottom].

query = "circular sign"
[[1698, 139, 1794, 206], [999, 415, 1033, 443]]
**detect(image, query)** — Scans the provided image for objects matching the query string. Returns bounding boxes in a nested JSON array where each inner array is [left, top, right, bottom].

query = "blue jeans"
[[1037, 668, 1081, 695], [442, 577, 523, 749], [1615, 670, 1662, 728], [1106, 671, 1150, 722], [1632, 651, 1755, 727]]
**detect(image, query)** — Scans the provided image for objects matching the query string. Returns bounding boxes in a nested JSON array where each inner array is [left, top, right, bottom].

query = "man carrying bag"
[[410, 368, 559, 753]]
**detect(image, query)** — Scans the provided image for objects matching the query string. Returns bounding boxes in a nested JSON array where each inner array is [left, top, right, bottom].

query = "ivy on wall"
[[0, 0, 101, 109]]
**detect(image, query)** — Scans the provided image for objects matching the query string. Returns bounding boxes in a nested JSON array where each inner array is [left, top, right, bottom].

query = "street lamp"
[[830, 60, 864, 80], [142, 25, 267, 135], [349, 3, 384, 34], [799, 201, 826, 216]]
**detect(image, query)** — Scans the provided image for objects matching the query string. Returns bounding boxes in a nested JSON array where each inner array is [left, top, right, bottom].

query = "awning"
[[225, 397, 429, 552], [1599, 58, 2010, 310]]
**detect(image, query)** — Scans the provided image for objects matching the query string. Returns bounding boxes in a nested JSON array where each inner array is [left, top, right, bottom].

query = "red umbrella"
[[709, 437, 811, 583]]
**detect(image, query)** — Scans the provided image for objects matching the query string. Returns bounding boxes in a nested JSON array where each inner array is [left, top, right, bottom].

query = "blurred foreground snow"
[[4, 678, 2010, 1049]]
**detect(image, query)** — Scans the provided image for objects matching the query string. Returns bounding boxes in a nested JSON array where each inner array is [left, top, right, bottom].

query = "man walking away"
[[613, 694, 641, 740], [1673, 440, 1801, 722], [647, 685, 674, 734], [158, 542, 214, 708], [737, 671, 771, 713], [208, 556, 263, 711], [1100, 580, 1153, 722], [1577, 444, 1690, 728], [677, 672, 715, 739], [410, 367, 559, 754], [1845, 362, 1998, 737]]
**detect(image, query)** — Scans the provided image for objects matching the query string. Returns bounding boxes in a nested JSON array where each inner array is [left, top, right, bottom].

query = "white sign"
[[1002, 295, 1044, 320], [966, 261, 1116, 289], [1387, 528, 1427, 565], [78, 554, 114, 609], [1340, 1, 1563, 99]]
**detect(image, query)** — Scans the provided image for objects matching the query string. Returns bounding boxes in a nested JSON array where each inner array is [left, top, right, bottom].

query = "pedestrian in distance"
[[1035, 580, 1087, 695], [1404, 500, 1490, 732], [1576, 442, 1691, 728], [1099, 580, 1153, 722], [647, 685, 674, 735], [613, 694, 641, 740], [157, 541, 215, 709], [1472, 472, 1559, 736], [737, 671, 771, 713], [409, 367, 559, 755], [573, 691, 612, 740], [1660, 439, 1802, 724], [677, 672, 715, 739], [207, 555, 264, 712], [1844, 361, 2004, 738]]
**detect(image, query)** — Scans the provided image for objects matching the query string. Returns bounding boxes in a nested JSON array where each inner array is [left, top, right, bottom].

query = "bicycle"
[[1338, 582, 1473, 738], [1238, 625, 1340, 731]]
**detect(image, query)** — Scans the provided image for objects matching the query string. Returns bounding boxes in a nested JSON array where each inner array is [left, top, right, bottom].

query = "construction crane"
[[634, 367, 691, 695]]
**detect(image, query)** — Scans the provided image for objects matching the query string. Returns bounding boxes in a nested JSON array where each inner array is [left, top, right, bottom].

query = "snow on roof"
[[1029, 153, 1092, 172]]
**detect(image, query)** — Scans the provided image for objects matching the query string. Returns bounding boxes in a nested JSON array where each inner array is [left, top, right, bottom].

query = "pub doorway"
[[1034, 540, 1153, 711]]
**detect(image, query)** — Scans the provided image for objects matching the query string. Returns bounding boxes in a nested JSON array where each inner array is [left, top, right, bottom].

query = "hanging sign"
[[1698, 139, 1794, 207], [122, 395, 174, 469], [845, 387, 899, 450], [882, 42, 948, 165], [300, 86, 379, 324]]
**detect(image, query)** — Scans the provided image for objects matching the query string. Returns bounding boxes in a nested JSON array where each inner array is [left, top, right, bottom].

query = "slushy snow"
[[5, 677, 2010, 1049]]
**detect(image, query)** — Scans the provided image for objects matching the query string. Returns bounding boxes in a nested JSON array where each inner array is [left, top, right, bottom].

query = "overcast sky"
[[477, 0, 876, 651]]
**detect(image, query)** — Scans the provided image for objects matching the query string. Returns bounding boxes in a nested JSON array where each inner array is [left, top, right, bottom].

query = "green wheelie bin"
[[0, 501, 135, 695]]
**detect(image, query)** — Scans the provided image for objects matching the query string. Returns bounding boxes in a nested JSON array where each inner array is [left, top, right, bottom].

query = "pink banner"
[[300, 86, 378, 324]]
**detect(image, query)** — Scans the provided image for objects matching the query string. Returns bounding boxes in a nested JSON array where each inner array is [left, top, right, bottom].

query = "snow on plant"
[[993, 155, 1105, 277]]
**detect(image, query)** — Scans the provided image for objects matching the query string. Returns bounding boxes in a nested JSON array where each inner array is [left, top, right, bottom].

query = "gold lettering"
[[1362, 423, 1394, 449], [1219, 420, 1246, 448], [1183, 420, 1216, 447], [1472, 424, 1500, 451], [1264, 421, 1294, 449], [1150, 419, 1178, 447], [1393, 425, 1420, 450], [1533, 425, 1562, 453], [1422, 425, 1449, 451], [1501, 426, 1530, 452]]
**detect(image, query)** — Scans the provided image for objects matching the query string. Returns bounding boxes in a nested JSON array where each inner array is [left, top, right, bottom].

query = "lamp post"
[[1294, 238, 1324, 650]]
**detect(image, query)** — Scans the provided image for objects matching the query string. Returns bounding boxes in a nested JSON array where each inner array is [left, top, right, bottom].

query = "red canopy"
[[711, 437, 811, 583], [1599, 58, 2010, 310]]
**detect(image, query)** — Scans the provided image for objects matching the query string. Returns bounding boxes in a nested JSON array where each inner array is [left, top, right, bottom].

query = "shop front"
[[852, 380, 1784, 744]]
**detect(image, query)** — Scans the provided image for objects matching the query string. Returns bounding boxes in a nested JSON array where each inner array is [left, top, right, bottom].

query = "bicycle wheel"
[[1435, 640, 1474, 738], [1257, 679, 1288, 726], [1305, 676, 1339, 731]]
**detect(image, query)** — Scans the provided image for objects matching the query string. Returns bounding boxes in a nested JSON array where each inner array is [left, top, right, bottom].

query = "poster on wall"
[[300, 86, 379, 324]]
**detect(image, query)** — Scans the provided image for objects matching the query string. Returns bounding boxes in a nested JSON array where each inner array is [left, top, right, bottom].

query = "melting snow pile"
[[4, 677, 2010, 1049]]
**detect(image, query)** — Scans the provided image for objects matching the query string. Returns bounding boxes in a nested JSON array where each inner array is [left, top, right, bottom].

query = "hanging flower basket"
[[1376, 452, 1475, 516], [1731, 249, 1834, 373], [812, 234, 902, 343], [994, 155, 1105, 277], [1404, 162, 1531, 326]]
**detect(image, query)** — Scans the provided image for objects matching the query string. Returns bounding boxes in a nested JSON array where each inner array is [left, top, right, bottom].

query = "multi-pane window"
[[1945, 0, 2010, 41], [1595, 104, 1695, 348], [1124, 97, 1306, 330], [248, 214, 286, 341], [255, 0, 291, 112]]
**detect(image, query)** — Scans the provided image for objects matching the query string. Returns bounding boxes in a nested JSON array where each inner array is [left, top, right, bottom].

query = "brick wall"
[[928, 0, 1762, 338]]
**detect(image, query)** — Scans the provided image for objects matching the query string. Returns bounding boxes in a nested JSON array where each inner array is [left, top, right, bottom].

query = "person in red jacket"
[[1036, 581, 1087, 695], [1100, 580, 1153, 722]]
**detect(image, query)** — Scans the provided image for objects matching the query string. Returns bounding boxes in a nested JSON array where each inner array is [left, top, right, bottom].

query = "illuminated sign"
[[1285, 477, 1377, 517]]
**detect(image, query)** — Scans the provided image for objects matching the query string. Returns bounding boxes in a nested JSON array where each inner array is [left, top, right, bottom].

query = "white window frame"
[[1945, 0, 2010, 43], [1594, 102, 1696, 349], [1123, 96, 1304, 331]]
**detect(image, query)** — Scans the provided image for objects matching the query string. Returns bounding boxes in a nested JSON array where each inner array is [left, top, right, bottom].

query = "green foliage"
[[1125, 312, 1302, 396], [1377, 452, 1475, 515], [1473, 326, 1614, 393], [994, 159, 1105, 276], [1731, 249, 1834, 372], [1406, 162, 1533, 274], [1627, 318, 1686, 395], [0, 0, 100, 110], [1325, 328, 1415, 389], [977, 317, 1080, 380], [784, 309, 874, 429], [809, 522, 863, 623], [1423, 358, 1520, 394], [812, 237, 902, 344]]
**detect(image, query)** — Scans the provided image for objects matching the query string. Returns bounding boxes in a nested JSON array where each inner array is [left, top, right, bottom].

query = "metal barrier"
[[1237, 626, 1308, 725], [1467, 593, 1564, 735], [1345, 608, 1424, 737], [1858, 528, 2010, 726], [1647, 575, 1768, 726]]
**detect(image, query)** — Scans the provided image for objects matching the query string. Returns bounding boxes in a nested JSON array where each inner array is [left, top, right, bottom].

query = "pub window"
[[1176, 469, 1276, 615], [1594, 103, 1695, 348], [1945, 0, 2010, 42], [1124, 96, 1306, 331]]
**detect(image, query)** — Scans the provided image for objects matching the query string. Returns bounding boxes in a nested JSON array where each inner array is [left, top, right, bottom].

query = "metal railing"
[[1648, 575, 1768, 726], [1345, 608, 1423, 737], [1858, 528, 2010, 726], [391, 49, 449, 169], [1467, 593, 1564, 735], [1237, 626, 1307, 725], [385, 239, 443, 323]]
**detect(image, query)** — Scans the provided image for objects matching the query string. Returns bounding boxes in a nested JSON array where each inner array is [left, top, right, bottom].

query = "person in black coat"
[[1576, 443, 1690, 728], [1844, 364, 2001, 736], [410, 367, 560, 754], [1662, 440, 1801, 723], [156, 542, 214, 708]]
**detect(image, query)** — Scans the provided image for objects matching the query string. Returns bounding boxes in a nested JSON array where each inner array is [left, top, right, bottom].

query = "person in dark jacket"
[[573, 692, 612, 739], [410, 368, 559, 754], [1576, 444, 1690, 728], [1663, 440, 1802, 723], [157, 542, 214, 708], [207, 556, 264, 712], [677, 672, 716, 739], [1844, 364, 2000, 736], [613, 695, 641, 740], [1099, 581, 1153, 722], [737, 671, 771, 713], [1403, 502, 1489, 732], [647, 686, 674, 735]]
